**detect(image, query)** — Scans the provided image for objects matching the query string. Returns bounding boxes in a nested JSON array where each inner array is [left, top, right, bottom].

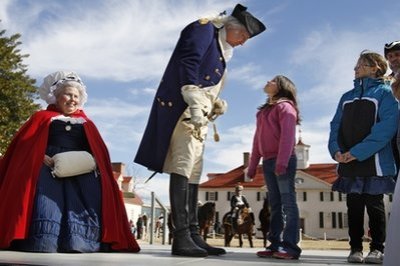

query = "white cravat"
[[217, 27, 233, 62]]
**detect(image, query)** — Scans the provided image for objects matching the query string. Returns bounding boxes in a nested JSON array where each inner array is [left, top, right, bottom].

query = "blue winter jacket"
[[328, 77, 399, 177]]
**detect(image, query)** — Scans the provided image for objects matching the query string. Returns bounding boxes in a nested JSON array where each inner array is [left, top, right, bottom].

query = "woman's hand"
[[335, 151, 356, 163], [43, 155, 54, 168], [334, 151, 346, 163], [342, 151, 356, 163]]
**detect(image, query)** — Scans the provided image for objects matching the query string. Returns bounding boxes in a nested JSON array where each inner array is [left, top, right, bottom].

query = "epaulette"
[[198, 18, 209, 25]]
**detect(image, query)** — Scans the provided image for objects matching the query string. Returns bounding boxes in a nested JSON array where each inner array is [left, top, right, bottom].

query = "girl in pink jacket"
[[247, 75, 301, 260]]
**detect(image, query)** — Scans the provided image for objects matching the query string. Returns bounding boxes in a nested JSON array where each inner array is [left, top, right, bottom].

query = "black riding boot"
[[170, 174, 207, 257], [231, 215, 238, 233], [188, 183, 226, 255]]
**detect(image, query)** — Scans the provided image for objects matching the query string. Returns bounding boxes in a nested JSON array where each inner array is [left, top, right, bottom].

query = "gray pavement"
[[0, 243, 353, 266]]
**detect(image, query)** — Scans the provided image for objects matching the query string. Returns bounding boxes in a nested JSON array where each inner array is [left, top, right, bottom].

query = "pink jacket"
[[247, 100, 297, 177]]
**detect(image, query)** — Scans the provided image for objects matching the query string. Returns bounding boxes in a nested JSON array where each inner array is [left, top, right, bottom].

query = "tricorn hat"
[[384, 40, 400, 58], [231, 4, 266, 38]]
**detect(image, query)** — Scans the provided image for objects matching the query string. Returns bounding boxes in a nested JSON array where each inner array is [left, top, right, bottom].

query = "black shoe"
[[191, 232, 226, 255], [172, 230, 208, 257]]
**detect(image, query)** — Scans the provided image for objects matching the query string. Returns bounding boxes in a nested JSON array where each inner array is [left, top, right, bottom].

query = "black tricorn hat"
[[384, 40, 400, 58], [231, 4, 266, 38]]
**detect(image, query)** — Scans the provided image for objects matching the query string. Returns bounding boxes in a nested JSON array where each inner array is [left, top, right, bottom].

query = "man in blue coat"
[[135, 4, 265, 257]]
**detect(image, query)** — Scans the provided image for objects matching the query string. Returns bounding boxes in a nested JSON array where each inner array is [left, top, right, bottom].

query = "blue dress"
[[11, 119, 106, 252], [332, 175, 395, 195]]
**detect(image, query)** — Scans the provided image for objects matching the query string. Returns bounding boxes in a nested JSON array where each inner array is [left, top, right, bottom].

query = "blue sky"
[[1, 0, 399, 203]]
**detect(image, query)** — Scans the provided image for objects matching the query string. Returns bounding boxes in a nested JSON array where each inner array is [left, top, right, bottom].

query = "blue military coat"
[[134, 20, 227, 172]]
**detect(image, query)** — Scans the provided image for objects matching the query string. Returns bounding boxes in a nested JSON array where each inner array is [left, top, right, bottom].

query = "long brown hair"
[[358, 50, 388, 78], [258, 75, 301, 125]]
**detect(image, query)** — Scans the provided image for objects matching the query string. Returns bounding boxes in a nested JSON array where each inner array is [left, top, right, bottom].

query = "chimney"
[[243, 152, 250, 168], [111, 162, 126, 175]]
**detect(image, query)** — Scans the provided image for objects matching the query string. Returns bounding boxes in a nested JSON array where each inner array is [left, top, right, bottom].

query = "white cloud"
[[229, 63, 269, 90], [85, 98, 148, 119], [129, 87, 157, 97], [2, 0, 235, 82]]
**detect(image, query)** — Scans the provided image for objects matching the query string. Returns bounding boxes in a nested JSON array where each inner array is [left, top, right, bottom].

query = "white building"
[[198, 140, 394, 240], [112, 162, 143, 226]]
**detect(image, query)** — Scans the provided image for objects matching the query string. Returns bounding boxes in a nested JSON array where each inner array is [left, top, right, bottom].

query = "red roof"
[[302, 163, 338, 184], [124, 193, 144, 205], [200, 163, 338, 189], [113, 171, 120, 180], [122, 176, 132, 183]]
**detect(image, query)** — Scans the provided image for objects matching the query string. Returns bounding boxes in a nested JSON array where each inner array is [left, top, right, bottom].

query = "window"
[[296, 191, 307, 202], [341, 193, 347, 201], [330, 192, 334, 201], [227, 191, 233, 201], [207, 191, 218, 201], [338, 212, 343, 228], [343, 213, 348, 228], [332, 212, 337, 228], [338, 192, 342, 201], [257, 192, 261, 201], [320, 192, 333, 201], [319, 212, 324, 228]]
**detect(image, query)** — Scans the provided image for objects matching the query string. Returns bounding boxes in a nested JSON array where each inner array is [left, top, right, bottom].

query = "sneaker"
[[364, 250, 383, 264], [347, 250, 364, 263], [256, 248, 275, 258], [273, 247, 299, 260]]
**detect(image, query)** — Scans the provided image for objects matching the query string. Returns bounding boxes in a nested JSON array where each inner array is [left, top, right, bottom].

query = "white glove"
[[190, 107, 208, 128], [212, 99, 228, 115]]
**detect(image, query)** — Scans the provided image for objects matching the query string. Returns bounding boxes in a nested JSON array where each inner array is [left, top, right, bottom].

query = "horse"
[[198, 202, 216, 241], [167, 201, 216, 244], [258, 197, 271, 248], [222, 207, 255, 248]]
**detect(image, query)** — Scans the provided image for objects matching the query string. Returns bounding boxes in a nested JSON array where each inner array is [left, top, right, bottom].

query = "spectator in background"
[[136, 216, 143, 240], [142, 214, 148, 240]]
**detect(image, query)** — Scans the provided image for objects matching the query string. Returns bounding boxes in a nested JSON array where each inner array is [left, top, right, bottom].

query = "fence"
[[148, 191, 169, 245]]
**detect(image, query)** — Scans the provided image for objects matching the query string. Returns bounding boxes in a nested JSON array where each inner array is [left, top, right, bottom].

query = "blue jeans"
[[263, 155, 301, 256]]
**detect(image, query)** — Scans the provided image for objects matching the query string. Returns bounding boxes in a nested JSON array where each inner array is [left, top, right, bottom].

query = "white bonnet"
[[39, 70, 88, 107]]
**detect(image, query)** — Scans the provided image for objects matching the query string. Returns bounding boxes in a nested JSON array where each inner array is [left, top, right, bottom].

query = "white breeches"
[[163, 108, 207, 184]]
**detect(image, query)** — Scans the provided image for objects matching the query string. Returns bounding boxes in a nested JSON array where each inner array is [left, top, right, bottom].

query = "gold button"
[[198, 84, 203, 88], [157, 97, 161, 102], [205, 75, 211, 80], [168, 102, 173, 107], [161, 101, 165, 106], [219, 57, 223, 61]]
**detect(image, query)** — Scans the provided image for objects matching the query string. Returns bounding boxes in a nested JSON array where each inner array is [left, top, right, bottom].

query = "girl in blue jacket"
[[328, 50, 398, 264]]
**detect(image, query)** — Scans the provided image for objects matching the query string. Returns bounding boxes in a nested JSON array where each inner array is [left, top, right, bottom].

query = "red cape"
[[0, 105, 140, 252]]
